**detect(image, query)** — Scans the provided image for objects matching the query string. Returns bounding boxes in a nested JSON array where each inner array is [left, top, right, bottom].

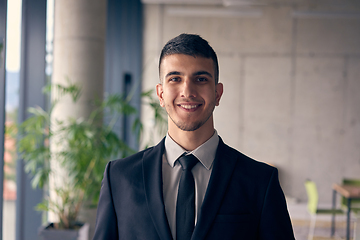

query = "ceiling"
[[140, 0, 360, 8], [140, 0, 360, 14], [141, 0, 266, 6]]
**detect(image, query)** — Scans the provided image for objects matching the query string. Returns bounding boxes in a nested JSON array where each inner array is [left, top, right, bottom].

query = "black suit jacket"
[[93, 137, 295, 240]]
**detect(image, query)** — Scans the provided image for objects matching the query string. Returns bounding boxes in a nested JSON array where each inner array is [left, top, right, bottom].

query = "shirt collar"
[[164, 130, 219, 170]]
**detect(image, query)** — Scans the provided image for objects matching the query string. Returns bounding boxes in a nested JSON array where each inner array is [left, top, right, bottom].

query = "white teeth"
[[181, 105, 198, 109]]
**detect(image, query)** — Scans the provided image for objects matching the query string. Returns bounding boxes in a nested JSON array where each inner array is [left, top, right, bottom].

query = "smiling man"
[[93, 34, 295, 240], [157, 53, 222, 149]]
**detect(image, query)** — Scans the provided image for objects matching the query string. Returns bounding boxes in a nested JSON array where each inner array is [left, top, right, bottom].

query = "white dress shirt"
[[162, 130, 219, 240]]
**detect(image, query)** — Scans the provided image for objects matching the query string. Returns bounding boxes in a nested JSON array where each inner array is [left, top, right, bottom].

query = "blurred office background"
[[1, 0, 359, 239]]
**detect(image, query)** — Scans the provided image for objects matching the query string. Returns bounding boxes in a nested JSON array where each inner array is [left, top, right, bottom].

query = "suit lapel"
[[192, 138, 238, 240], [143, 138, 173, 240]]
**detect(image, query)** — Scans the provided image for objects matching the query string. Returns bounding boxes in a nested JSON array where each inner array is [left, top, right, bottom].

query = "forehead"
[[160, 54, 215, 77]]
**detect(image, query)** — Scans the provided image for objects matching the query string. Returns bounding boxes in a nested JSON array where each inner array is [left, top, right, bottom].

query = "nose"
[[180, 78, 196, 98]]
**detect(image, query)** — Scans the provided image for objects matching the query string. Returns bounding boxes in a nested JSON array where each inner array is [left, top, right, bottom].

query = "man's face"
[[157, 54, 223, 132]]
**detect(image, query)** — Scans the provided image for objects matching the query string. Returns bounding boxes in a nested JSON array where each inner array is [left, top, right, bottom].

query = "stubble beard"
[[165, 103, 215, 132], [168, 115, 209, 132]]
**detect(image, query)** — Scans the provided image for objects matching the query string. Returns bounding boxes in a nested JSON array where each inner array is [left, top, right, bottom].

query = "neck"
[[168, 116, 215, 151]]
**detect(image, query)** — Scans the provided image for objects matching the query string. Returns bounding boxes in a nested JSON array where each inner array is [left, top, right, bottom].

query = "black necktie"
[[176, 154, 198, 240]]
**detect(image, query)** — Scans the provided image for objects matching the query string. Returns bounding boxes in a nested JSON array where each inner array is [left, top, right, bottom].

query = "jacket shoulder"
[[108, 137, 165, 170], [107, 146, 152, 172]]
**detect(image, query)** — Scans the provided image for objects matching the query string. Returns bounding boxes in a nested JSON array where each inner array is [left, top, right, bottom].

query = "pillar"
[[52, 0, 107, 119], [51, 0, 107, 237]]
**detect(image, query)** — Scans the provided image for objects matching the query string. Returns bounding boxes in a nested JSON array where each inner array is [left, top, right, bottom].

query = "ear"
[[215, 83, 223, 106], [156, 83, 165, 107]]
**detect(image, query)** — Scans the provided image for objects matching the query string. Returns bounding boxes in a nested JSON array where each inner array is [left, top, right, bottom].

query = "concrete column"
[[50, 0, 107, 236], [52, 0, 107, 118]]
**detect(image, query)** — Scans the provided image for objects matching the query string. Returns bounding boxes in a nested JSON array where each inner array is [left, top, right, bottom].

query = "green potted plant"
[[17, 82, 166, 239]]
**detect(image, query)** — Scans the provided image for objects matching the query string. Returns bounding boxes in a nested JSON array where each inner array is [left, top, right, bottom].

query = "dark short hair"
[[159, 33, 219, 84]]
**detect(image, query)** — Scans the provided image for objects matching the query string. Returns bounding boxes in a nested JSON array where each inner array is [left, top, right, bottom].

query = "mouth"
[[177, 102, 203, 111], [179, 104, 200, 109]]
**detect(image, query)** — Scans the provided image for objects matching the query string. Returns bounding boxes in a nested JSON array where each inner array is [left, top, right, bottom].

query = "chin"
[[175, 121, 204, 132]]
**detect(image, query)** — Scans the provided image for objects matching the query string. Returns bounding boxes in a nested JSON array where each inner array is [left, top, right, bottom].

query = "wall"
[[141, 1, 360, 202]]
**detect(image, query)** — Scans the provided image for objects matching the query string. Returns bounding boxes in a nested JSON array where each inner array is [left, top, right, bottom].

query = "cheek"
[[163, 89, 177, 101]]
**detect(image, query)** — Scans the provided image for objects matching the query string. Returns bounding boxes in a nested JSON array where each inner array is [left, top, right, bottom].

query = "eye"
[[196, 77, 208, 82], [169, 77, 180, 82]]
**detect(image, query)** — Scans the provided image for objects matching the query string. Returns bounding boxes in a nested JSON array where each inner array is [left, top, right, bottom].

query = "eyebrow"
[[165, 71, 182, 79], [194, 71, 213, 78], [164, 71, 213, 79]]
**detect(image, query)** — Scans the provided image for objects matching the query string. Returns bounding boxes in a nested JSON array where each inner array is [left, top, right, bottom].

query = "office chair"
[[304, 180, 344, 240]]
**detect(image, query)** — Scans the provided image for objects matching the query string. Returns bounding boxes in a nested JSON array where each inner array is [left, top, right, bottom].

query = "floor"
[[3, 200, 15, 240], [288, 201, 359, 240]]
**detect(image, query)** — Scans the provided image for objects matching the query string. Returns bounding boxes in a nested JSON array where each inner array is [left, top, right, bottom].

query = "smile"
[[180, 104, 200, 109]]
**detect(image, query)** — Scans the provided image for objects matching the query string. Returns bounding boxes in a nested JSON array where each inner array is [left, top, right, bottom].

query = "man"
[[93, 33, 295, 240]]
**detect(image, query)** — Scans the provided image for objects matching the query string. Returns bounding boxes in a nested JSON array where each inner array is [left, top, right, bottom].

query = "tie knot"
[[178, 154, 198, 171]]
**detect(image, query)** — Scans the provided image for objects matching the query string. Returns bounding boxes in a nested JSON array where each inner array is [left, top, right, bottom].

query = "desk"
[[332, 184, 360, 240]]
